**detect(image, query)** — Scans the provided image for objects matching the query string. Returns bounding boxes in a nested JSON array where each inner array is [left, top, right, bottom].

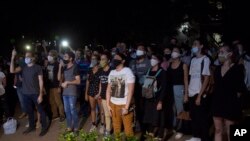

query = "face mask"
[[218, 53, 229, 63], [130, 52, 136, 59], [47, 56, 54, 62], [90, 59, 98, 68], [136, 50, 144, 56], [191, 47, 199, 54], [25, 57, 32, 64], [150, 58, 159, 67], [111, 52, 116, 56], [63, 59, 70, 64], [171, 52, 180, 59], [100, 60, 108, 68], [113, 59, 122, 68]]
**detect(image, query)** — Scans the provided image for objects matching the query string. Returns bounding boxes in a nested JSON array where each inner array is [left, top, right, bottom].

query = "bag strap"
[[155, 69, 162, 77], [146, 68, 151, 76]]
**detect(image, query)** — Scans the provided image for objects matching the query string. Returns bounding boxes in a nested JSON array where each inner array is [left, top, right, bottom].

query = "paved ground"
[[0, 116, 193, 141], [0, 106, 193, 141]]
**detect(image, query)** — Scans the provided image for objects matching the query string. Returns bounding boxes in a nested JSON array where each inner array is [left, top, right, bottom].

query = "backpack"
[[142, 68, 162, 99]]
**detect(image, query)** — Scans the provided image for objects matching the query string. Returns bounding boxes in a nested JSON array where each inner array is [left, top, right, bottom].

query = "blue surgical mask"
[[191, 47, 199, 54], [25, 57, 32, 64]]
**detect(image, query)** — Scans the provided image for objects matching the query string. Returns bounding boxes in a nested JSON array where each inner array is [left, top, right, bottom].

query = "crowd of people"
[[0, 37, 250, 141]]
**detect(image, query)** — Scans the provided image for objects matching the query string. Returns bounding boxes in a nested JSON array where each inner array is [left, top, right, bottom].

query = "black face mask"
[[164, 54, 171, 61], [113, 59, 122, 68], [63, 59, 70, 64]]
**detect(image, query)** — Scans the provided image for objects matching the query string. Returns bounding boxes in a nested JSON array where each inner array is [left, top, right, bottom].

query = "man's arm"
[[10, 49, 22, 73], [66, 75, 81, 85], [37, 75, 44, 104]]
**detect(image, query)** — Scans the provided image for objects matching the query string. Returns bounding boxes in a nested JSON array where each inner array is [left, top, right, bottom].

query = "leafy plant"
[[79, 129, 98, 141]]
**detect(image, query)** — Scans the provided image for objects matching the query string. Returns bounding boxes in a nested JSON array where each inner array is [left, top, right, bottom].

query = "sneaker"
[[175, 132, 184, 140], [18, 113, 27, 119], [25, 122, 29, 128], [99, 125, 105, 134], [23, 127, 35, 134], [104, 131, 111, 137], [39, 128, 49, 136], [89, 125, 97, 132], [52, 117, 59, 121], [186, 137, 201, 141], [59, 117, 65, 122]]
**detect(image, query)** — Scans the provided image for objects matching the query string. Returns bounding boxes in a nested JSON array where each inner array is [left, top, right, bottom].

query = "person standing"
[[10, 49, 49, 136], [212, 45, 247, 141], [106, 53, 135, 139], [186, 39, 211, 141], [47, 50, 65, 121], [98, 53, 112, 135], [58, 51, 80, 133]]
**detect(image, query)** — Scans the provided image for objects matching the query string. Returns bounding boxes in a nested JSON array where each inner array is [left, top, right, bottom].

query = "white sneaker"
[[99, 125, 105, 134], [175, 132, 184, 139], [25, 123, 29, 128], [185, 137, 201, 141], [89, 125, 97, 132]]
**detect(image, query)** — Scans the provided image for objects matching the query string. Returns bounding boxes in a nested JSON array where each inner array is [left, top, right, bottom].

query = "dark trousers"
[[78, 86, 89, 117], [23, 94, 48, 129], [0, 94, 10, 122], [189, 95, 210, 141]]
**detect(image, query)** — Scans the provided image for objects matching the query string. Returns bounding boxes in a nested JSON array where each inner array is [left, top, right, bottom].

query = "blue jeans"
[[16, 87, 26, 113], [23, 94, 47, 129], [63, 95, 78, 129], [173, 85, 184, 129]]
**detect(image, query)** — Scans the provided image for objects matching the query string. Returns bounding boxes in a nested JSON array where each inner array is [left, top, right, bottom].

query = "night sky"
[[1, 1, 249, 56]]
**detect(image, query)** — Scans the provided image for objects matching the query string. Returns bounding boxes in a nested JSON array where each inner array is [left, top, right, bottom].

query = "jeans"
[[23, 94, 47, 129], [173, 85, 184, 129], [63, 95, 78, 129], [16, 87, 26, 113]]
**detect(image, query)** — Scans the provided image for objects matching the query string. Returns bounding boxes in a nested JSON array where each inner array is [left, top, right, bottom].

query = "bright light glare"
[[26, 45, 31, 50], [62, 40, 69, 47]]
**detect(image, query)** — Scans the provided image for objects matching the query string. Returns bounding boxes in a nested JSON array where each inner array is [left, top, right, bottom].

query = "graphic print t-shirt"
[[108, 67, 135, 105]]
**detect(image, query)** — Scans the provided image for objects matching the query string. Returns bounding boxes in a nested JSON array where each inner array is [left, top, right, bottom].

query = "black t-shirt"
[[99, 68, 111, 99], [47, 62, 60, 88], [21, 64, 43, 95]]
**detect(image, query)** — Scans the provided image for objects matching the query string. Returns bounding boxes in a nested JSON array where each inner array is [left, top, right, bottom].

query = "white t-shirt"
[[0, 71, 6, 96], [188, 56, 211, 97], [108, 67, 135, 105]]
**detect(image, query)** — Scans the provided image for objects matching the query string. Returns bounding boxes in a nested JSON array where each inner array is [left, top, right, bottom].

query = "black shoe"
[[23, 127, 36, 134], [39, 128, 49, 136], [59, 117, 65, 122]]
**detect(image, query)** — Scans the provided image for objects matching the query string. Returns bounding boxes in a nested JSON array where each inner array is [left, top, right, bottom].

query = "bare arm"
[[85, 75, 90, 101], [125, 83, 135, 110], [106, 83, 111, 106], [38, 75, 44, 97], [66, 75, 81, 85], [10, 49, 22, 73], [198, 75, 210, 97]]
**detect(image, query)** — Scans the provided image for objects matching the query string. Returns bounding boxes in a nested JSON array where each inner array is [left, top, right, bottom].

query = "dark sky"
[[1, 1, 249, 55]]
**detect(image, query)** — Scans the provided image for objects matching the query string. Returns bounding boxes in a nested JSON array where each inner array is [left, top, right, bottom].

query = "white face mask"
[[150, 58, 159, 67], [25, 57, 32, 64], [136, 50, 144, 56], [171, 52, 180, 59], [47, 56, 54, 62]]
